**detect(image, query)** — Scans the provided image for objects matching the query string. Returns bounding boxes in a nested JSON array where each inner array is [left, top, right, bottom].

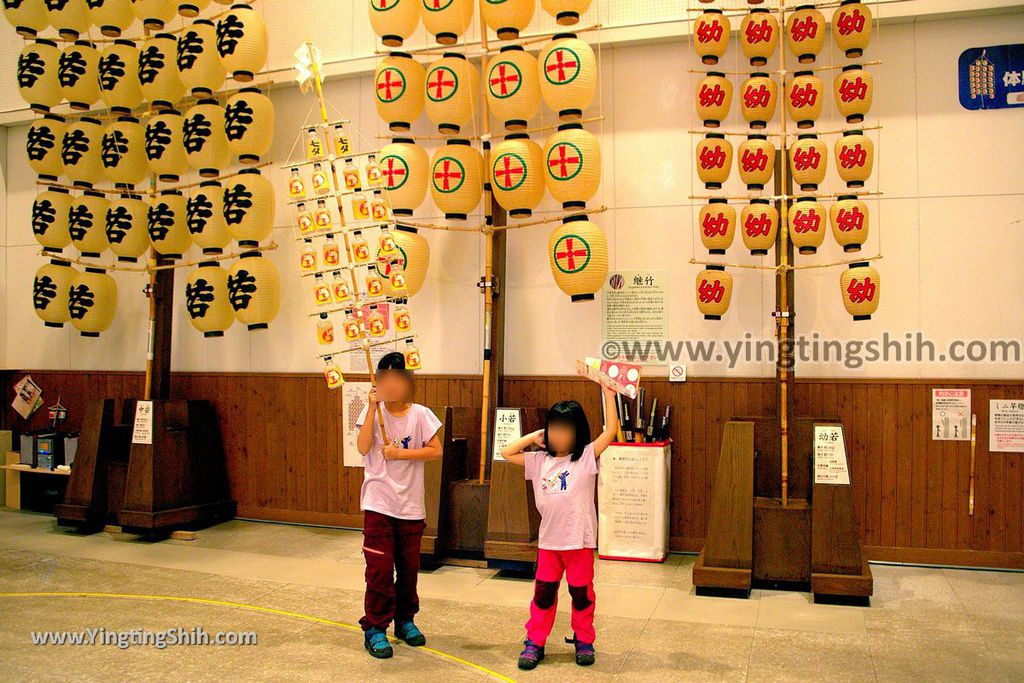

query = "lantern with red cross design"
[[380, 226, 430, 297], [834, 65, 874, 124], [789, 133, 827, 191], [430, 138, 482, 220], [830, 195, 869, 253], [737, 134, 775, 191], [835, 130, 873, 188], [786, 70, 823, 129], [695, 265, 733, 320], [421, 0, 474, 45], [695, 133, 732, 190], [788, 196, 826, 255], [425, 52, 479, 135], [481, 0, 534, 41], [740, 8, 779, 67], [492, 133, 545, 218], [541, 0, 591, 26], [785, 4, 825, 65], [486, 45, 540, 132], [375, 52, 425, 132], [699, 199, 735, 255], [833, 1, 873, 59], [741, 198, 778, 255], [696, 72, 732, 129], [538, 33, 596, 122], [380, 137, 428, 217], [694, 9, 729, 66], [740, 73, 777, 130], [543, 123, 600, 208], [840, 261, 879, 320], [548, 215, 608, 302], [368, 0, 421, 48]]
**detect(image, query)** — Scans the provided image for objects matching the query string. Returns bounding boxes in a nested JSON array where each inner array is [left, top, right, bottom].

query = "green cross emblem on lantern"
[[552, 233, 591, 274]]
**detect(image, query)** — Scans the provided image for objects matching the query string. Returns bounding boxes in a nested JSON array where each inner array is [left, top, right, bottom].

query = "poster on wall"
[[597, 443, 671, 562], [602, 270, 668, 364], [990, 400, 1024, 453], [342, 382, 372, 467], [491, 408, 523, 462], [958, 44, 1024, 110], [932, 388, 972, 441], [814, 424, 850, 485]]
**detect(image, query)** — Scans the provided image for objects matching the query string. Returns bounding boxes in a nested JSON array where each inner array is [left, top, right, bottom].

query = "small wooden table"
[[3, 454, 71, 510]]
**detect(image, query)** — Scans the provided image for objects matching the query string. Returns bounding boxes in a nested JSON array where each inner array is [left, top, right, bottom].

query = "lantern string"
[[37, 242, 280, 274], [20, 6, 239, 45]]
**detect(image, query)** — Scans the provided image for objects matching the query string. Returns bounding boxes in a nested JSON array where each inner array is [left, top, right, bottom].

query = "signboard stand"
[[597, 441, 671, 563]]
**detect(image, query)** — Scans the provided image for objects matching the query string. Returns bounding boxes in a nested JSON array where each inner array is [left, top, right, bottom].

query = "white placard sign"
[[491, 408, 522, 462], [132, 400, 154, 445], [990, 399, 1024, 453], [342, 382, 372, 467], [597, 443, 671, 562], [814, 424, 850, 485], [932, 388, 972, 441]]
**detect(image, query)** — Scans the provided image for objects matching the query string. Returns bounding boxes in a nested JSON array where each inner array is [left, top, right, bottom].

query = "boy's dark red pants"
[[360, 510, 426, 631]]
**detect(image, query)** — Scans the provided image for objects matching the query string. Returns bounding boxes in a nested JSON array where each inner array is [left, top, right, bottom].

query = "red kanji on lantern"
[[745, 19, 773, 45], [792, 146, 822, 171], [743, 84, 772, 109], [847, 275, 876, 303], [836, 9, 867, 36], [698, 277, 725, 303], [702, 211, 730, 238], [699, 83, 727, 108], [791, 209, 821, 234], [838, 76, 868, 103], [699, 145, 727, 170], [839, 143, 868, 169], [745, 212, 772, 237], [790, 83, 818, 109], [741, 148, 770, 173], [790, 16, 819, 42], [835, 207, 865, 232], [697, 19, 724, 44]]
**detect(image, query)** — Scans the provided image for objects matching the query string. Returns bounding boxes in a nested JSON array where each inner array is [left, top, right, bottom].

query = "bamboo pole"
[[968, 414, 977, 515], [776, 1, 791, 507], [478, 1, 494, 485]]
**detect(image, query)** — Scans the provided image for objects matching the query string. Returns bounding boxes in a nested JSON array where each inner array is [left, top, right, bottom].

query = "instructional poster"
[[602, 270, 668, 361], [341, 382, 372, 467], [814, 424, 850, 485], [491, 408, 522, 462], [932, 388, 972, 441], [131, 401, 153, 445], [990, 400, 1024, 453], [597, 443, 670, 562]]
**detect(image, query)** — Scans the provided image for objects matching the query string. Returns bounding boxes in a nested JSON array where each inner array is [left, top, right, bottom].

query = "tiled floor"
[[0, 509, 1021, 682]]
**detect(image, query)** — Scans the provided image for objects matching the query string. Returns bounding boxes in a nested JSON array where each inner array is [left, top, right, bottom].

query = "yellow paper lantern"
[[737, 134, 774, 191], [187, 180, 230, 254], [835, 130, 874, 188], [223, 168, 274, 246], [4, 0, 49, 38], [430, 138, 482, 220], [548, 216, 608, 302], [69, 190, 110, 257], [33, 259, 75, 328], [369, 0, 420, 48], [741, 198, 778, 255], [69, 267, 117, 336], [486, 45, 540, 131], [699, 199, 735, 255], [148, 189, 190, 258], [834, 65, 873, 125], [106, 192, 150, 262], [47, 0, 89, 39], [216, 3, 267, 82], [225, 87, 274, 164], [380, 137, 428, 217], [840, 261, 880, 320], [785, 4, 825, 65], [99, 39, 142, 114], [89, 0, 133, 36], [374, 52, 425, 133], [379, 225, 430, 297], [788, 196, 826, 255], [59, 40, 100, 111], [541, 0, 590, 26], [481, 0, 533, 40], [139, 32, 184, 109], [538, 33, 596, 122], [62, 117, 104, 188], [696, 72, 732, 129], [695, 133, 732, 190], [18, 39, 61, 113], [740, 72, 777, 130], [492, 133, 544, 218], [228, 250, 280, 330], [543, 123, 600, 208], [33, 186, 73, 252], [184, 98, 230, 177], [696, 265, 732, 320], [740, 8, 778, 67], [789, 133, 827, 191], [421, 0, 473, 45], [102, 115, 147, 187], [176, 18, 224, 96], [786, 70, 823, 129], [131, 0, 174, 30], [27, 114, 66, 180], [694, 9, 729, 66], [145, 109, 189, 182], [425, 52, 479, 135], [830, 194, 869, 253], [186, 261, 234, 336], [178, 0, 209, 17], [833, 0, 872, 59]]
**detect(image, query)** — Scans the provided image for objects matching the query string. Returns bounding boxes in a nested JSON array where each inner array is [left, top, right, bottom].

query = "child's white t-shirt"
[[524, 443, 599, 551]]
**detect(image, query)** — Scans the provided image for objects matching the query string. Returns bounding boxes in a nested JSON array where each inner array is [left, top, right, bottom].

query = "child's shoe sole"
[[364, 642, 394, 659], [399, 633, 426, 647], [575, 653, 595, 666]]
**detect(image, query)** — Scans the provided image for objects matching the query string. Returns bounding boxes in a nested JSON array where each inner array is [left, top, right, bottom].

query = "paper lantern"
[[47, 0, 89, 39], [833, 0, 872, 59], [835, 130, 874, 188], [421, 0, 473, 45], [789, 133, 826, 191], [430, 138, 482, 220], [4, 0, 48, 38], [369, 0, 419, 47], [374, 52, 425, 132], [486, 45, 540, 131], [548, 216, 607, 302], [379, 225, 429, 297], [840, 262, 879, 320], [223, 168, 274, 246], [737, 134, 774, 191], [741, 198, 778, 255], [786, 4, 825, 65], [27, 114, 65, 180], [178, 0, 209, 17], [187, 180, 230, 254], [786, 70, 823, 129], [33, 186, 73, 252], [102, 115, 147, 186], [834, 65, 873, 125], [105, 193, 149, 262], [740, 73, 777, 130], [216, 3, 267, 82], [481, 0, 533, 40], [788, 196, 826, 255], [830, 194, 868, 253], [225, 87, 274, 164], [695, 133, 732, 190], [740, 8, 778, 67], [69, 190, 110, 257], [33, 259, 75, 327], [62, 117, 104, 188], [228, 250, 280, 330], [131, 0, 174, 29], [425, 52, 478, 135], [89, 0, 134, 36], [69, 267, 117, 336], [186, 262, 234, 336], [148, 190, 190, 258], [184, 98, 230, 177], [696, 72, 731, 128], [538, 33, 596, 121], [492, 133, 544, 218], [694, 9, 729, 66], [145, 109, 189, 182], [177, 18, 224, 96], [139, 33, 184, 109], [541, 0, 590, 26], [59, 40, 100, 111], [696, 265, 732, 320], [699, 199, 735, 255], [99, 39, 142, 114], [543, 123, 599, 208], [380, 137, 428, 216], [18, 39, 61, 113]]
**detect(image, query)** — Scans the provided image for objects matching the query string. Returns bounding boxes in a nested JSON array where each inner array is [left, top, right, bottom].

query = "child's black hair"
[[544, 400, 591, 462], [377, 351, 408, 372]]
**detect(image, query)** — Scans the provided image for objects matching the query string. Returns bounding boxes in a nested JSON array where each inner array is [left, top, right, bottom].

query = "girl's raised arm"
[[500, 428, 545, 466], [592, 386, 620, 458]]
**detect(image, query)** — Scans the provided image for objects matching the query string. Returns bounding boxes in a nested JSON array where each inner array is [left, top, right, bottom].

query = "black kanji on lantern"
[[224, 100, 253, 141], [177, 30, 203, 71], [68, 282, 95, 319], [33, 275, 58, 310], [227, 268, 256, 311], [186, 278, 215, 318], [187, 193, 213, 235], [147, 202, 174, 241], [222, 184, 252, 225], [5, 1, 27, 11], [138, 44, 165, 85], [58, 49, 87, 87], [27, 125, 56, 162], [183, 113, 211, 153], [17, 51, 46, 89], [45, 0, 70, 10], [62, 128, 90, 165], [216, 14, 244, 58], [98, 52, 126, 91], [68, 203, 95, 242], [85, 0, 104, 8], [32, 199, 56, 236], [105, 205, 132, 243], [145, 119, 171, 160], [101, 129, 128, 168]]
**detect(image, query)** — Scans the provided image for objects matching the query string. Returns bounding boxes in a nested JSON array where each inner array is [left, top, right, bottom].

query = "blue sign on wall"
[[958, 44, 1024, 110]]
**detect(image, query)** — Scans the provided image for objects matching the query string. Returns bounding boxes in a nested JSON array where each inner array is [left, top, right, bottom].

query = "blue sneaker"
[[395, 620, 426, 647], [518, 639, 545, 670], [566, 634, 595, 666], [364, 627, 393, 659]]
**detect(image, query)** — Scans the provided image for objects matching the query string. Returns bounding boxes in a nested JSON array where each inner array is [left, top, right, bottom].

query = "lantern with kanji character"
[[380, 225, 430, 297], [225, 86, 274, 163], [696, 265, 732, 320], [146, 109, 189, 182], [737, 134, 774, 191], [492, 133, 544, 218], [18, 39, 61, 112], [188, 180, 230, 254], [102, 115, 147, 187], [380, 137, 428, 216], [228, 250, 280, 330], [788, 196, 826, 255], [840, 261, 879, 320], [486, 45, 540, 131], [47, 0, 89, 39], [740, 8, 778, 67], [694, 9, 729, 66], [430, 138, 482, 220], [696, 72, 732, 128], [788, 133, 826, 191], [786, 70, 822, 129], [99, 39, 142, 114], [375, 52, 425, 132], [177, 19, 224, 96], [59, 40, 100, 111], [62, 116, 104, 188], [217, 3, 267, 82], [543, 123, 600, 208], [69, 190, 110, 257], [184, 98, 230, 177], [148, 189, 190, 258], [69, 267, 117, 336], [482, 0, 533, 40], [33, 259, 75, 328], [106, 192, 149, 262], [27, 114, 66, 180], [178, 0, 208, 18], [88, 0, 133, 37], [741, 198, 778, 255], [695, 133, 732, 190], [541, 0, 590, 26], [421, 0, 473, 45], [538, 33, 596, 122], [4, 0, 49, 38], [833, 0, 872, 59], [425, 52, 478, 135], [834, 65, 873, 124], [548, 216, 607, 302], [187, 261, 234, 336], [699, 199, 735, 255], [740, 72, 777, 130], [131, 0, 174, 29], [835, 130, 873, 188], [369, 0, 419, 47], [830, 194, 868, 253], [786, 4, 825, 65], [223, 168, 274, 246], [33, 186, 72, 252], [139, 32, 184, 109]]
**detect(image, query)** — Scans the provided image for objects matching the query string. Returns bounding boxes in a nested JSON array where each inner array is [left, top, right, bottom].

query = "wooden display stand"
[[422, 406, 468, 565]]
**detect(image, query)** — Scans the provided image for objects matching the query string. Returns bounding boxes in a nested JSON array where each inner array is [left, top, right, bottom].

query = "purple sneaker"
[[518, 639, 545, 670], [566, 635, 595, 666]]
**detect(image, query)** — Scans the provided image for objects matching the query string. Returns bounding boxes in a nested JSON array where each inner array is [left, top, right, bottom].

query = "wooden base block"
[[812, 556, 873, 600], [484, 539, 538, 564], [693, 548, 752, 595], [447, 479, 490, 556]]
